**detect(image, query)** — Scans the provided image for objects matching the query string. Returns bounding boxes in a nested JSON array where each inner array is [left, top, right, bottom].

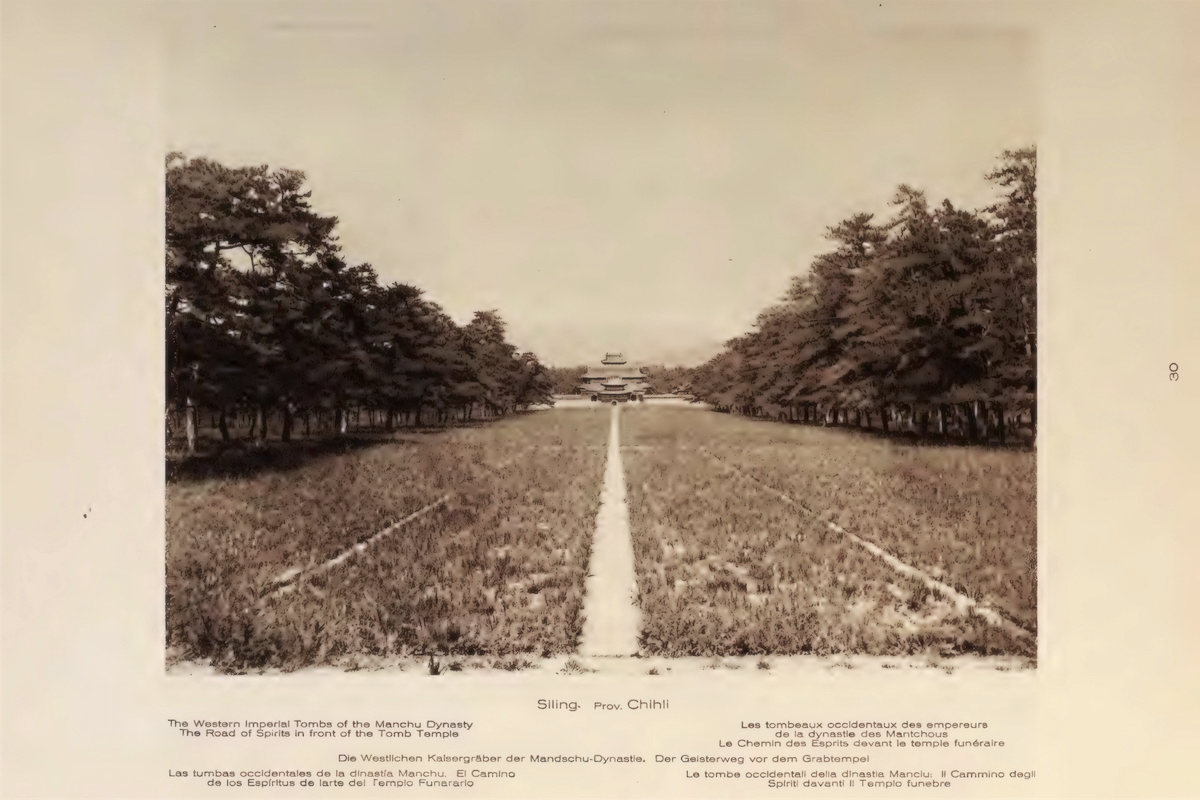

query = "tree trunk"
[[185, 398, 197, 454], [937, 404, 948, 436], [862, 408, 872, 429], [995, 403, 1007, 444], [248, 407, 258, 440], [962, 403, 978, 441], [918, 408, 929, 436], [973, 400, 988, 441], [335, 408, 344, 436], [880, 406, 890, 433], [218, 408, 229, 442], [257, 404, 269, 446], [281, 405, 293, 443]]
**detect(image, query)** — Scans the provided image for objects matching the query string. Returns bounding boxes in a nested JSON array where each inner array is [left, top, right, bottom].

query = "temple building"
[[578, 353, 651, 401]]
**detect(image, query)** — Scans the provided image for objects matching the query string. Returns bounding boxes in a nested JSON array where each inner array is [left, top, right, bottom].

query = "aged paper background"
[[3, 0, 1199, 797]]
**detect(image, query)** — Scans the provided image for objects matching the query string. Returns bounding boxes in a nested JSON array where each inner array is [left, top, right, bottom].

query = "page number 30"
[[1169, 363, 1179, 381]]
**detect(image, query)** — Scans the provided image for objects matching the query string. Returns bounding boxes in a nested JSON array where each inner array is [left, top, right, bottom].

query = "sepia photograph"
[[8, 0, 1200, 797], [7, 1, 1200, 796], [163, 1, 1037, 678]]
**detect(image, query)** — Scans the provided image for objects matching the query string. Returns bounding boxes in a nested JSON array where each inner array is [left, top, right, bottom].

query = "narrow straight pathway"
[[578, 404, 641, 657]]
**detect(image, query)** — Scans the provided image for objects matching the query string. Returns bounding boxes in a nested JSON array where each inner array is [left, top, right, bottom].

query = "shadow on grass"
[[165, 410, 549, 484], [718, 413, 1036, 452], [166, 436, 394, 484], [828, 424, 1034, 452]]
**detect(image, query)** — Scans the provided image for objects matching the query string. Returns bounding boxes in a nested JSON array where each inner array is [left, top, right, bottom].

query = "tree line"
[[689, 148, 1036, 445], [166, 153, 554, 454]]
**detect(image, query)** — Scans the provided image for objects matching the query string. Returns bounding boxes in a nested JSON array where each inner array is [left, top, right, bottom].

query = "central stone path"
[[578, 404, 641, 656]]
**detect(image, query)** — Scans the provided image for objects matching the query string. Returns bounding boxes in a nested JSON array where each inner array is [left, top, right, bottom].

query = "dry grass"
[[168, 402, 1035, 671], [621, 405, 1034, 658], [166, 410, 608, 672], [660, 409, 1036, 630]]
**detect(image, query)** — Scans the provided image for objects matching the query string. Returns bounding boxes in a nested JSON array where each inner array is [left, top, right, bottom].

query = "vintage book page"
[[3, 1, 1198, 797]]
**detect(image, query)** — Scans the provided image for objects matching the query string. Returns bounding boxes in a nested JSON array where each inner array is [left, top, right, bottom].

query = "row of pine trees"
[[689, 148, 1037, 444], [166, 154, 554, 453]]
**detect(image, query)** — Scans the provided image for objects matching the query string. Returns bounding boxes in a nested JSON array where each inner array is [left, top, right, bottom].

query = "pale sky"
[[166, 1, 1034, 367]]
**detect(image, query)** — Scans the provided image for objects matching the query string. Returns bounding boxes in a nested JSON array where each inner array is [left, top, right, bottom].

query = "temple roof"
[[579, 352, 649, 383], [581, 366, 648, 379]]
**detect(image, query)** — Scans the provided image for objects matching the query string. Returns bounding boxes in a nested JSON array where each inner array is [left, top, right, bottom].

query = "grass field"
[[621, 405, 1035, 658], [168, 402, 1035, 673], [166, 409, 609, 672]]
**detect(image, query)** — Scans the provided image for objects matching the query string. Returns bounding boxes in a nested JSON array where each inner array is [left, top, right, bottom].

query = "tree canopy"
[[166, 153, 553, 450], [689, 148, 1036, 441]]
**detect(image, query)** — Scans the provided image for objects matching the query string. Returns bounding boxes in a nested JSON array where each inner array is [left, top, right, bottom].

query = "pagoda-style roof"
[[577, 353, 651, 393], [582, 365, 647, 379]]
